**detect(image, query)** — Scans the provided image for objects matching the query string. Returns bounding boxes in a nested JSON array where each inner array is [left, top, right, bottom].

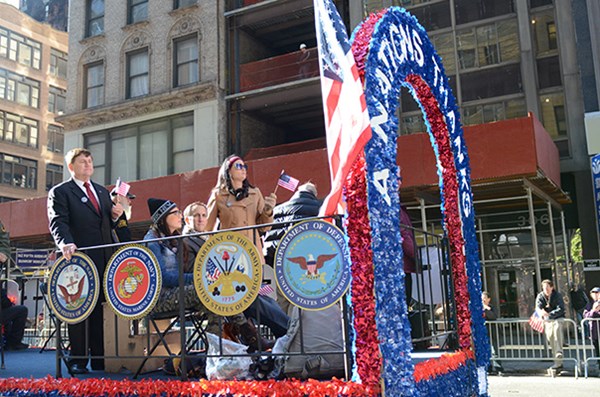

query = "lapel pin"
[[81, 197, 88, 203]]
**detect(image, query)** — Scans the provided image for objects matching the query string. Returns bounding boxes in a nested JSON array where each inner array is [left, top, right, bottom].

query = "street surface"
[[488, 374, 600, 396]]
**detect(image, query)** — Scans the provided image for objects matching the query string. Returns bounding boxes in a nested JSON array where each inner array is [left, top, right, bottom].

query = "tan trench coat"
[[205, 186, 273, 257]]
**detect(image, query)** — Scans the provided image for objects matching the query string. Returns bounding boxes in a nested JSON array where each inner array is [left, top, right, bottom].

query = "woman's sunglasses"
[[233, 163, 248, 170]]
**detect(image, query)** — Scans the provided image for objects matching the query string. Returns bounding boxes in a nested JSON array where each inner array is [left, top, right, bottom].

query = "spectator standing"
[[298, 43, 311, 78], [398, 168, 416, 306], [263, 182, 322, 267], [47, 148, 123, 374], [583, 286, 600, 358], [570, 282, 589, 326], [111, 188, 136, 243], [205, 155, 276, 257], [482, 291, 503, 374], [0, 220, 28, 351], [535, 279, 566, 370]]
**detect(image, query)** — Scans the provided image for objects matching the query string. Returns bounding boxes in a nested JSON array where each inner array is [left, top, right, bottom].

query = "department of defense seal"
[[48, 252, 99, 324], [275, 220, 350, 310], [193, 231, 262, 316], [104, 245, 161, 320]]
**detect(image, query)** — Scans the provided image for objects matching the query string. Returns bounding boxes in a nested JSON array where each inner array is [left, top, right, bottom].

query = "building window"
[[46, 163, 63, 191], [457, 19, 519, 70], [540, 91, 567, 139], [174, 35, 198, 87], [86, 0, 105, 37], [462, 97, 527, 126], [454, 0, 514, 25], [0, 68, 40, 108], [84, 112, 194, 184], [174, 0, 197, 9], [0, 153, 37, 189], [84, 62, 104, 108], [537, 56, 561, 89], [47, 125, 64, 154], [399, 1, 451, 32], [532, 10, 557, 56], [127, 49, 149, 98], [128, 0, 148, 24], [48, 86, 67, 114], [0, 27, 41, 69], [431, 32, 456, 74], [461, 63, 522, 102], [50, 48, 68, 79], [0, 111, 38, 148], [546, 22, 557, 51]]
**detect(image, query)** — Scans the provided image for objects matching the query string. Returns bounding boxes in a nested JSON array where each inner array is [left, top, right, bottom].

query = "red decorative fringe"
[[405, 74, 472, 349], [413, 349, 474, 382], [0, 377, 379, 397], [344, 154, 382, 391]]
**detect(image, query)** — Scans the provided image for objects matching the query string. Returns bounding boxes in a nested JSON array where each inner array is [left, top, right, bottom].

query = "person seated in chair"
[[1, 287, 28, 351], [145, 198, 279, 352], [0, 219, 28, 351]]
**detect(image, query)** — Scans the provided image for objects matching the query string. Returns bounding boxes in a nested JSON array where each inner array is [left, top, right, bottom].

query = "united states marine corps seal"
[[48, 251, 99, 324], [275, 220, 351, 310], [193, 231, 262, 316], [104, 245, 161, 320]]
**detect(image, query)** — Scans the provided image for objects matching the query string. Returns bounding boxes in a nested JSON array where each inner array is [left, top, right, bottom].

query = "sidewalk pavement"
[[488, 374, 600, 396]]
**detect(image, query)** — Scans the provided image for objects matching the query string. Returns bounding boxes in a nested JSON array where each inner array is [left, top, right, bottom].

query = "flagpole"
[[274, 170, 285, 194]]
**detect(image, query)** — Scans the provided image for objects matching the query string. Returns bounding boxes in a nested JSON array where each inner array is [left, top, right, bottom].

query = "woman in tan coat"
[[205, 154, 277, 257]]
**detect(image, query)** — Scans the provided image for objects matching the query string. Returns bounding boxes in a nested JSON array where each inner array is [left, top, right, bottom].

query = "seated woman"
[[144, 198, 220, 335], [146, 198, 273, 352], [182, 200, 289, 346]]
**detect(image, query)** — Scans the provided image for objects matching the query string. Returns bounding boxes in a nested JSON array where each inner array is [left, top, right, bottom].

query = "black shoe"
[[69, 364, 89, 375], [91, 361, 105, 371], [5, 342, 29, 351]]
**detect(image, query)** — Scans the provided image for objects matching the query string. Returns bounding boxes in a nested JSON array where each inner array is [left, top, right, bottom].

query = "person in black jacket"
[[0, 221, 28, 351], [47, 148, 124, 374], [263, 182, 322, 267], [535, 279, 566, 370]]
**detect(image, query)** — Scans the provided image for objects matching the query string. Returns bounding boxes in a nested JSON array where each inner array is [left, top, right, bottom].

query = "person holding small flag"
[[110, 178, 136, 242], [535, 279, 566, 371], [206, 155, 277, 256]]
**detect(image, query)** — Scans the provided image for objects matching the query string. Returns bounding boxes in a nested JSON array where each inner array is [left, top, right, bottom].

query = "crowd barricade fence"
[[487, 318, 581, 378]]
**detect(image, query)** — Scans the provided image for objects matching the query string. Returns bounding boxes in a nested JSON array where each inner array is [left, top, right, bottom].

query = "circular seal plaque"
[[48, 252, 99, 324], [275, 220, 351, 310], [193, 231, 262, 316], [104, 245, 161, 320]]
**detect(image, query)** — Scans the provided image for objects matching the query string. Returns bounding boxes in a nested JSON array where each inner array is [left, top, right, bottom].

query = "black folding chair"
[[133, 309, 208, 379], [38, 282, 69, 353]]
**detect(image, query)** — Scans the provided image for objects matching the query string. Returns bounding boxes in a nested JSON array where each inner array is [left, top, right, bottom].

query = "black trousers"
[[68, 302, 104, 369]]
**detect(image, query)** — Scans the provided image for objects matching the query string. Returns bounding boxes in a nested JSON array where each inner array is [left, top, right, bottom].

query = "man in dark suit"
[[47, 148, 123, 374]]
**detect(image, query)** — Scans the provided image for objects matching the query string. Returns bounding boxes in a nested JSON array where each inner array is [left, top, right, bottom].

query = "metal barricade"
[[487, 318, 581, 378], [580, 317, 600, 378]]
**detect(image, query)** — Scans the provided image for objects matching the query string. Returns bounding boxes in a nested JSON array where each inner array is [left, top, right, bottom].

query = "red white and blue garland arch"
[[346, 7, 490, 396]]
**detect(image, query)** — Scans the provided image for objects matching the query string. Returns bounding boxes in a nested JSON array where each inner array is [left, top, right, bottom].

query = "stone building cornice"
[[57, 82, 217, 131]]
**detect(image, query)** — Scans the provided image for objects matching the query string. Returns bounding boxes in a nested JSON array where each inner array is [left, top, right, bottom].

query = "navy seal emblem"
[[48, 252, 99, 324]]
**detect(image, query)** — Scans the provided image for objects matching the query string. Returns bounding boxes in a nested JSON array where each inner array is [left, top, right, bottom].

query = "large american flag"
[[314, 0, 372, 216]]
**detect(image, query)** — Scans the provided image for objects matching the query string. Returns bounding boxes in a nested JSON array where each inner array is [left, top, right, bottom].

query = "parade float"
[[0, 5, 488, 397]]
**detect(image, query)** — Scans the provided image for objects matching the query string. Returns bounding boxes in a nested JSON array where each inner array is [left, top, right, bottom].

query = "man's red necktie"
[[84, 182, 100, 214]]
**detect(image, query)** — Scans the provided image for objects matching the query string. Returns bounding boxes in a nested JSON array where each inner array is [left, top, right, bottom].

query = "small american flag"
[[259, 283, 275, 296], [205, 257, 222, 283], [277, 173, 300, 192], [529, 311, 545, 333], [114, 178, 131, 197]]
